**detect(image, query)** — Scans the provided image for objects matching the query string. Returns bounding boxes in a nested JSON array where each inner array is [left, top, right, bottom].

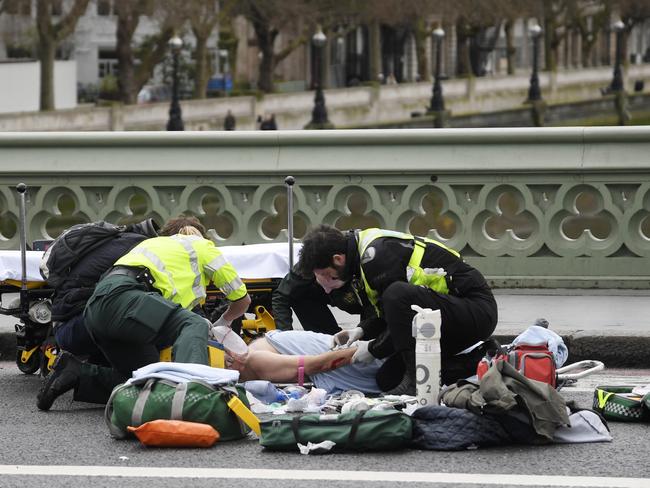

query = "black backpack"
[[40, 221, 126, 288]]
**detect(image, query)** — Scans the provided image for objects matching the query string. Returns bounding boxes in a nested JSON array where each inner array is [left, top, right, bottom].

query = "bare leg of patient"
[[229, 341, 356, 383]]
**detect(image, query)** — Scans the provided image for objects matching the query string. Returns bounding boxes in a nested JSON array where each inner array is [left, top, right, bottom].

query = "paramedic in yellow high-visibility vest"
[[297, 225, 497, 397], [37, 216, 251, 411]]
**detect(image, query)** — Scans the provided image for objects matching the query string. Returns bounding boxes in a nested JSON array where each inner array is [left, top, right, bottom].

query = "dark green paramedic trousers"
[[74, 274, 209, 404]]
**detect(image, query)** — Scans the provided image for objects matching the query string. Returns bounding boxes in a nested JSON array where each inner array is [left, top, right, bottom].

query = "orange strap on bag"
[[127, 419, 220, 448]]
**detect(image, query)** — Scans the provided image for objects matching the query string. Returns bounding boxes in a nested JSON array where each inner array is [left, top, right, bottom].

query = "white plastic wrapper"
[[298, 440, 336, 455]]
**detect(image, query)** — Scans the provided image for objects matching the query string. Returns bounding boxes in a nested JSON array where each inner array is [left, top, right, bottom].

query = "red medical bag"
[[477, 343, 557, 388]]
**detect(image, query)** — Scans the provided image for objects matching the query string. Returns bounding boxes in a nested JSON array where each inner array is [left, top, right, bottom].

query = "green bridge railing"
[[0, 128, 648, 289]]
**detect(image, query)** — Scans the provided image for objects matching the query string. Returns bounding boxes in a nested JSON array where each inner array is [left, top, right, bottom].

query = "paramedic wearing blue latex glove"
[[298, 225, 497, 396], [37, 216, 251, 411]]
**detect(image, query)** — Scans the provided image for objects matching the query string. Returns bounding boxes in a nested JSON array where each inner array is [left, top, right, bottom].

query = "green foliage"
[[98, 74, 120, 101]]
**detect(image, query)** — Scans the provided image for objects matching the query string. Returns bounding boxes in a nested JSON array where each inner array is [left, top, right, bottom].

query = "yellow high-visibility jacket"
[[115, 235, 247, 310]]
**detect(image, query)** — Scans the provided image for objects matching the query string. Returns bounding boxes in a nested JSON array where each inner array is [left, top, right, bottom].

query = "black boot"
[[36, 351, 82, 411], [383, 349, 416, 396]]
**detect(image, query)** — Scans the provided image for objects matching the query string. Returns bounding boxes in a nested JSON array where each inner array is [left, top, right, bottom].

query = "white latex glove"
[[351, 340, 375, 364], [330, 326, 364, 349], [211, 314, 232, 330]]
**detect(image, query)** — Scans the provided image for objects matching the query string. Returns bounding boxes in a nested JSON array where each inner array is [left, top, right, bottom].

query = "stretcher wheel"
[[16, 350, 40, 375]]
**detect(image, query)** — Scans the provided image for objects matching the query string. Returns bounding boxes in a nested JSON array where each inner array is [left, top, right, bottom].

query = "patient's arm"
[[233, 346, 356, 383]]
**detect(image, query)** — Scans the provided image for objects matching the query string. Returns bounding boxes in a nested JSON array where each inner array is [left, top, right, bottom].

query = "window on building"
[[98, 49, 119, 78], [97, 0, 111, 16]]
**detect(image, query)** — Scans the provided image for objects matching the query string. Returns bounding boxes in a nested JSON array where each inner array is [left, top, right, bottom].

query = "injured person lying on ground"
[[222, 329, 385, 395]]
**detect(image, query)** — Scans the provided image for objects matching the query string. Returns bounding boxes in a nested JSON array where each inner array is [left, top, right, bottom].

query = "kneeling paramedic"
[[298, 225, 497, 395], [37, 218, 251, 410], [271, 264, 375, 335]]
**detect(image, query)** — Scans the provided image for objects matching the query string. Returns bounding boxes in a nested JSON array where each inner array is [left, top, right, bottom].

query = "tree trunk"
[[581, 36, 594, 68], [368, 20, 382, 82], [455, 20, 472, 77], [36, 0, 56, 111], [543, 18, 557, 72], [194, 34, 210, 98], [38, 38, 56, 111], [115, 4, 138, 105], [504, 20, 516, 75], [36, 0, 89, 111], [256, 25, 276, 93], [258, 46, 274, 93], [413, 18, 429, 82]]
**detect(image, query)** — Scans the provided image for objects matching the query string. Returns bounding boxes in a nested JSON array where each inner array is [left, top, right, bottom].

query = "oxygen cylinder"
[[411, 305, 442, 407]]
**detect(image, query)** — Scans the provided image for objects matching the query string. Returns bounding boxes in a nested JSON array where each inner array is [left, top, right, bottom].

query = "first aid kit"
[[477, 343, 557, 387], [592, 385, 650, 422], [259, 409, 413, 452], [105, 378, 258, 439]]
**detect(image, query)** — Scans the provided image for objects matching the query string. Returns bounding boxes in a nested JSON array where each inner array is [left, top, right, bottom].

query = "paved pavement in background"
[[1, 289, 650, 367]]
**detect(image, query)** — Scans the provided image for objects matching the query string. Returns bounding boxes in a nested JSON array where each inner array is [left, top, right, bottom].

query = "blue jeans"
[[54, 314, 108, 366]]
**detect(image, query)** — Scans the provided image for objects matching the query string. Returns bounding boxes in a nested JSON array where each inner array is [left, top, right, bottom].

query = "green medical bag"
[[592, 385, 650, 422], [105, 378, 252, 440], [259, 409, 413, 452]]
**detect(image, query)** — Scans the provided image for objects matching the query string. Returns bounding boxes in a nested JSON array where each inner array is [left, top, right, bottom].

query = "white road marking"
[[0, 465, 647, 487]]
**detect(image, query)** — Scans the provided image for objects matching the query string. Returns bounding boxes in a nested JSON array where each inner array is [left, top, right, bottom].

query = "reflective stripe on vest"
[[170, 235, 204, 309], [116, 236, 207, 309]]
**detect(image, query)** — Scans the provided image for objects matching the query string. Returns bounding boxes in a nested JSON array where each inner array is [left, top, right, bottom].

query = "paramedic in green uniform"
[[37, 217, 251, 410]]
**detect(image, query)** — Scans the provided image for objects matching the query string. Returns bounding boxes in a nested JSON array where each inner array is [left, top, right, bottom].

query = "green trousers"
[[75, 274, 209, 404]]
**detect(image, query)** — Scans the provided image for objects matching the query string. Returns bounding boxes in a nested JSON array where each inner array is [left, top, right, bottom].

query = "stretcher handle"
[[557, 360, 605, 380], [16, 183, 29, 316], [285, 176, 295, 271]]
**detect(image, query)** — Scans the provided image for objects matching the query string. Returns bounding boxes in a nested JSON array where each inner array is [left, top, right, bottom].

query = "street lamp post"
[[610, 20, 625, 93], [525, 23, 545, 127], [527, 24, 543, 102], [609, 20, 629, 125], [166, 35, 184, 131], [306, 26, 333, 129], [427, 27, 447, 128], [429, 27, 445, 112]]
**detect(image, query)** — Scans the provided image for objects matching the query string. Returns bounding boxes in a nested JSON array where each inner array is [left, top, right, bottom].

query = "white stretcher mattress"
[[0, 242, 301, 283]]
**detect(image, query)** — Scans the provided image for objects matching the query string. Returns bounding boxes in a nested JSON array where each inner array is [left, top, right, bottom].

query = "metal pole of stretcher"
[[16, 183, 29, 318], [285, 176, 295, 271]]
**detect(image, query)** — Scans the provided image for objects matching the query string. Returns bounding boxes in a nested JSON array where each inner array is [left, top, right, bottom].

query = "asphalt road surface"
[[0, 362, 649, 488]]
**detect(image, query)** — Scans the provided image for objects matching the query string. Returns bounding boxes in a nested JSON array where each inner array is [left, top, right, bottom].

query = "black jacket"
[[271, 268, 376, 330], [51, 232, 150, 321], [342, 230, 494, 357]]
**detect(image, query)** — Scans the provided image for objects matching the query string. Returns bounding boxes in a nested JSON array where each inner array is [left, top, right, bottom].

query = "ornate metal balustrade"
[[0, 129, 648, 288]]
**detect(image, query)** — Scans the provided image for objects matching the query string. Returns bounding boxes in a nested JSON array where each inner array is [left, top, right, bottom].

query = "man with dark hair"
[[298, 224, 498, 395], [271, 265, 374, 335], [37, 217, 251, 410]]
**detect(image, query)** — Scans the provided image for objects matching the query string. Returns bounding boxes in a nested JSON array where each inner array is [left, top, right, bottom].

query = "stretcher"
[[0, 244, 300, 374], [1, 180, 300, 375]]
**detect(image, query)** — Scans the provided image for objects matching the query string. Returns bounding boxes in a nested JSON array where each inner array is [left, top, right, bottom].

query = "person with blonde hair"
[[38, 215, 251, 410]]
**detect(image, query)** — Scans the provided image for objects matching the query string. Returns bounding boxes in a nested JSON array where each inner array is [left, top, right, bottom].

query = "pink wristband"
[[297, 356, 305, 386]]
